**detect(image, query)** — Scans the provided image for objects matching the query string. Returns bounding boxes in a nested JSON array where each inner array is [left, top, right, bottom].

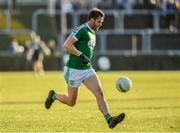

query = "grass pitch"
[[0, 71, 180, 132]]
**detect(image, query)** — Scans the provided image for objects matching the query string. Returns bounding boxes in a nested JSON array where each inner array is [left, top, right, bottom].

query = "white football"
[[116, 76, 132, 92]]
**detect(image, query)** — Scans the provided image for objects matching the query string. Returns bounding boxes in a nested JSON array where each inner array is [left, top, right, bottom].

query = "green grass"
[[0, 71, 180, 132]]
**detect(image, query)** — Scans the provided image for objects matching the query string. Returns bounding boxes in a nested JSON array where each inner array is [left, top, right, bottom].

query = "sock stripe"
[[106, 116, 111, 121], [104, 113, 112, 122]]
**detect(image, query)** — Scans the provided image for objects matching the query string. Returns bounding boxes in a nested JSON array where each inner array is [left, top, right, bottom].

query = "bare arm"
[[63, 35, 90, 64], [63, 35, 81, 56]]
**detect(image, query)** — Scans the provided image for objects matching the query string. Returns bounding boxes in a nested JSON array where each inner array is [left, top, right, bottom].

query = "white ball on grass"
[[116, 76, 132, 92]]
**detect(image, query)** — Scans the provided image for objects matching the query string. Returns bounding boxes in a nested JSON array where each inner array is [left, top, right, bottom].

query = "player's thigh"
[[83, 74, 103, 97]]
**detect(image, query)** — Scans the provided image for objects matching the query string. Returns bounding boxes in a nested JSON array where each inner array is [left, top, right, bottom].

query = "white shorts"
[[64, 66, 96, 88]]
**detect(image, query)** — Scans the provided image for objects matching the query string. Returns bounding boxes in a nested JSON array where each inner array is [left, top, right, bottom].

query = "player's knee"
[[68, 100, 76, 107]]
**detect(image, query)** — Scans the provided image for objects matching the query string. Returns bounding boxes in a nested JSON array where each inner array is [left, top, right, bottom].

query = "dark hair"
[[88, 8, 105, 20]]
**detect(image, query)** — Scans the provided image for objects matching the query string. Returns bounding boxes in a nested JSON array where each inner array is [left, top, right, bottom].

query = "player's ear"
[[90, 18, 95, 22]]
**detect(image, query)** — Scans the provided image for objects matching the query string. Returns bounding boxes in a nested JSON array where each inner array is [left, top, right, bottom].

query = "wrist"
[[78, 52, 82, 56]]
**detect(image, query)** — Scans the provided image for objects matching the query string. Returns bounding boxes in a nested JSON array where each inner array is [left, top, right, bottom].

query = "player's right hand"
[[79, 53, 90, 64]]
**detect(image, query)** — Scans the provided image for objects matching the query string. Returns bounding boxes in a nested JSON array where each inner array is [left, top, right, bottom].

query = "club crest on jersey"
[[88, 41, 95, 49]]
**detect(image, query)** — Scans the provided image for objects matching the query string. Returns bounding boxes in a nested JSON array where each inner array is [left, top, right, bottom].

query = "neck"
[[87, 21, 93, 29]]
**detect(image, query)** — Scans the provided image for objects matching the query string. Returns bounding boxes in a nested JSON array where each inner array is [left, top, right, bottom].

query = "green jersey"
[[66, 23, 96, 69]]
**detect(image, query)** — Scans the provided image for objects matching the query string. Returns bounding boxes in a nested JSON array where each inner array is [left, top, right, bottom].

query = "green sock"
[[104, 113, 112, 123]]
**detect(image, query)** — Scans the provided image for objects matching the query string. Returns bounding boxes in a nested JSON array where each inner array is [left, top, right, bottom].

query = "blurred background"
[[0, 0, 180, 71]]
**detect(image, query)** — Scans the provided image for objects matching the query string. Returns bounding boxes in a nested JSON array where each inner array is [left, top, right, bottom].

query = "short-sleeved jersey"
[[65, 23, 96, 69]]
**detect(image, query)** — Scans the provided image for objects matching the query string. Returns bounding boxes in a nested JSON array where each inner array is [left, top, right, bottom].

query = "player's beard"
[[92, 22, 100, 31], [94, 25, 101, 31], [96, 27, 99, 31]]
